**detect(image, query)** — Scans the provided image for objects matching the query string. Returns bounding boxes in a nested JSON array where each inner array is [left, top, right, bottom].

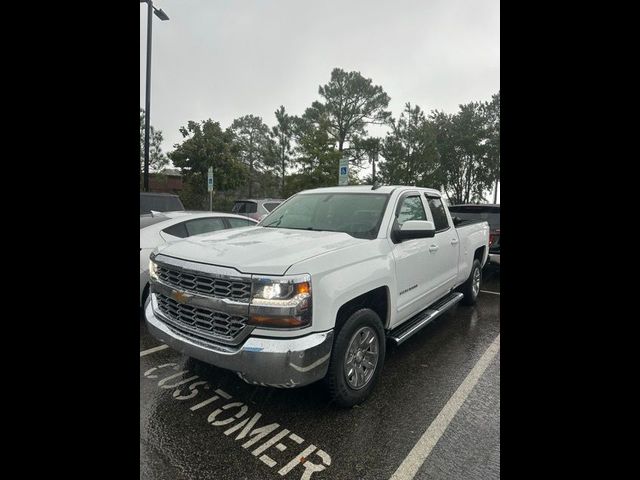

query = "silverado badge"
[[171, 290, 190, 304]]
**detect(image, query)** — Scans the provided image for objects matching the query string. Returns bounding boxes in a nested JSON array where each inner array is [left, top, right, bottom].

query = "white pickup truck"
[[145, 185, 489, 406]]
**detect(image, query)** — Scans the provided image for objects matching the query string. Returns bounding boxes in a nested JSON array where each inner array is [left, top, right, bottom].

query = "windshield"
[[260, 193, 389, 239]]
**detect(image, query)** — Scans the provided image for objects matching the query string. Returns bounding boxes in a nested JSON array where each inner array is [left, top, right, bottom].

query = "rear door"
[[423, 194, 459, 298]]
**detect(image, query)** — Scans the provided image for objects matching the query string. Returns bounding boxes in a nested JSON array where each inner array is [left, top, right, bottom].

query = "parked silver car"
[[231, 198, 283, 221]]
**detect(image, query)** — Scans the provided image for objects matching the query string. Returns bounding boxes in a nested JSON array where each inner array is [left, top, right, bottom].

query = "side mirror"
[[393, 220, 436, 242], [452, 216, 463, 226]]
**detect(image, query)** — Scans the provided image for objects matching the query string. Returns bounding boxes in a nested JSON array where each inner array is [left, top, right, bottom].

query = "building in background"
[[149, 168, 182, 194]]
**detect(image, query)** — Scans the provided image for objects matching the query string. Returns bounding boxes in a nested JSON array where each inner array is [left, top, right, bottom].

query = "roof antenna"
[[371, 181, 382, 190]]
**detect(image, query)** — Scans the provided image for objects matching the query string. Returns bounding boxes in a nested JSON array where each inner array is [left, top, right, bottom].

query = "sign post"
[[338, 156, 349, 186], [207, 167, 214, 211], [372, 150, 378, 185]]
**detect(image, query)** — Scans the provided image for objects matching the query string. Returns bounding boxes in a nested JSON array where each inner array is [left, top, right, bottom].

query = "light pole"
[[141, 1, 169, 192]]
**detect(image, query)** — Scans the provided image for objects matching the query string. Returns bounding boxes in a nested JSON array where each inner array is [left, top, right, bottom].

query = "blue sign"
[[207, 167, 214, 192], [338, 157, 349, 186]]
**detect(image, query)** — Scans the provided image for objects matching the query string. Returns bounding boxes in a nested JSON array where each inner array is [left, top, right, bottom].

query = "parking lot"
[[140, 267, 500, 480]]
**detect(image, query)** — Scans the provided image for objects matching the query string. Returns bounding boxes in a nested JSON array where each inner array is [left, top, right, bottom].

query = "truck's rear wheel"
[[460, 259, 482, 305], [325, 308, 385, 407]]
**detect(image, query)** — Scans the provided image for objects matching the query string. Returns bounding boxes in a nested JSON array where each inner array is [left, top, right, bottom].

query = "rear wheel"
[[460, 259, 482, 305], [325, 308, 386, 407]]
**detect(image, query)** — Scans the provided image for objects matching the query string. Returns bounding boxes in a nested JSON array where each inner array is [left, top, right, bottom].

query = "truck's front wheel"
[[325, 308, 386, 407]]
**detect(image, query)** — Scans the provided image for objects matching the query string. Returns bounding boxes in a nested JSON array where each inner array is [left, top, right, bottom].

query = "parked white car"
[[140, 211, 257, 306]]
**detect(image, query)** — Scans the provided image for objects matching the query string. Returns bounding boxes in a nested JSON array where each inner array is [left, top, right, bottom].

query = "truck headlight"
[[149, 258, 159, 281], [249, 274, 312, 328]]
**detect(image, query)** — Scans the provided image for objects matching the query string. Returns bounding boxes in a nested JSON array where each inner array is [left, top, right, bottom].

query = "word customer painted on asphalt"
[[144, 362, 331, 479]]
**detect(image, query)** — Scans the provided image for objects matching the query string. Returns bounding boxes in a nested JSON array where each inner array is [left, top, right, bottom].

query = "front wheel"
[[460, 259, 482, 305], [325, 308, 386, 408]]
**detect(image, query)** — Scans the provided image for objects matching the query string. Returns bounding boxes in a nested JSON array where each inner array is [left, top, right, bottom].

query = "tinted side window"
[[228, 218, 256, 228], [245, 202, 257, 213], [397, 195, 426, 226], [162, 222, 188, 238], [185, 218, 226, 236], [263, 202, 281, 212], [426, 196, 450, 231]]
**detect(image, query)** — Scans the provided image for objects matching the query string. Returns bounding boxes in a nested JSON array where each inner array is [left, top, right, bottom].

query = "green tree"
[[483, 91, 500, 202], [351, 136, 382, 184], [168, 119, 244, 209], [289, 111, 342, 192], [379, 103, 440, 187], [431, 102, 495, 204], [230, 115, 277, 197], [272, 106, 294, 197], [140, 109, 169, 183], [305, 68, 391, 170]]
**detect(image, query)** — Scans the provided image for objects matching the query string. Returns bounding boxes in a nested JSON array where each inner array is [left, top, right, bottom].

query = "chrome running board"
[[387, 292, 464, 346]]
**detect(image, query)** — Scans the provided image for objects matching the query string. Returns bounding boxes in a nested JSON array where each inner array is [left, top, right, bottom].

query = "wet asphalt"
[[140, 266, 500, 480]]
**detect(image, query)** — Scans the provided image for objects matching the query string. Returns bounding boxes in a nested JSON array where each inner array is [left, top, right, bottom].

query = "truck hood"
[[155, 226, 366, 275]]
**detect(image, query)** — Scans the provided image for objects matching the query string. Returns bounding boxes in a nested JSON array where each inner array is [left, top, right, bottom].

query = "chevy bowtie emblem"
[[171, 290, 191, 304]]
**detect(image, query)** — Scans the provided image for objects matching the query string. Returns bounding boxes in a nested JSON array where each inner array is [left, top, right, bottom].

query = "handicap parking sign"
[[338, 157, 349, 185]]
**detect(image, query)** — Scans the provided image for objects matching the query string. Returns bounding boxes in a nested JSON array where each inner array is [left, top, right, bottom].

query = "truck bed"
[[454, 218, 486, 228]]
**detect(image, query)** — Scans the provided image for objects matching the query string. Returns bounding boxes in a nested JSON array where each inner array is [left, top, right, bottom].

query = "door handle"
[[451, 238, 459, 245], [429, 245, 439, 253]]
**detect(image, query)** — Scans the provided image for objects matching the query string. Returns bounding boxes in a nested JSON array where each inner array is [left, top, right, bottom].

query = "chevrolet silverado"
[[145, 185, 490, 407]]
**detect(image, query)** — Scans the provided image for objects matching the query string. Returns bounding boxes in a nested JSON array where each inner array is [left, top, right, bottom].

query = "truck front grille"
[[157, 265, 251, 301], [156, 293, 248, 342]]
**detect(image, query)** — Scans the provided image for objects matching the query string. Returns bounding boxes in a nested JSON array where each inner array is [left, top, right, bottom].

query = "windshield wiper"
[[272, 226, 327, 232], [263, 223, 341, 233], [303, 227, 340, 232]]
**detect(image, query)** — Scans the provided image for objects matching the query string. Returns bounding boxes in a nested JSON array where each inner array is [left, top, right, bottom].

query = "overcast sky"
[[140, 0, 499, 198]]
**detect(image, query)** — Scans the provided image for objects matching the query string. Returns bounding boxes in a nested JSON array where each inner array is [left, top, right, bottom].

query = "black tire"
[[325, 308, 386, 408], [460, 259, 482, 306]]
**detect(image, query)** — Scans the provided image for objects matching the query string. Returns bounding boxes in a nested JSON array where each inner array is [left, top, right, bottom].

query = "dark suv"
[[140, 192, 185, 215], [448, 204, 500, 265]]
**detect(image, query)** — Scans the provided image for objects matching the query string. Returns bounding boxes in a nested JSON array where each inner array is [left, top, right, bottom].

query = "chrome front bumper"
[[145, 299, 334, 388]]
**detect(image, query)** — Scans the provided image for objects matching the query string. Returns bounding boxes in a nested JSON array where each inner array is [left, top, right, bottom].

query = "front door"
[[390, 192, 440, 325]]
